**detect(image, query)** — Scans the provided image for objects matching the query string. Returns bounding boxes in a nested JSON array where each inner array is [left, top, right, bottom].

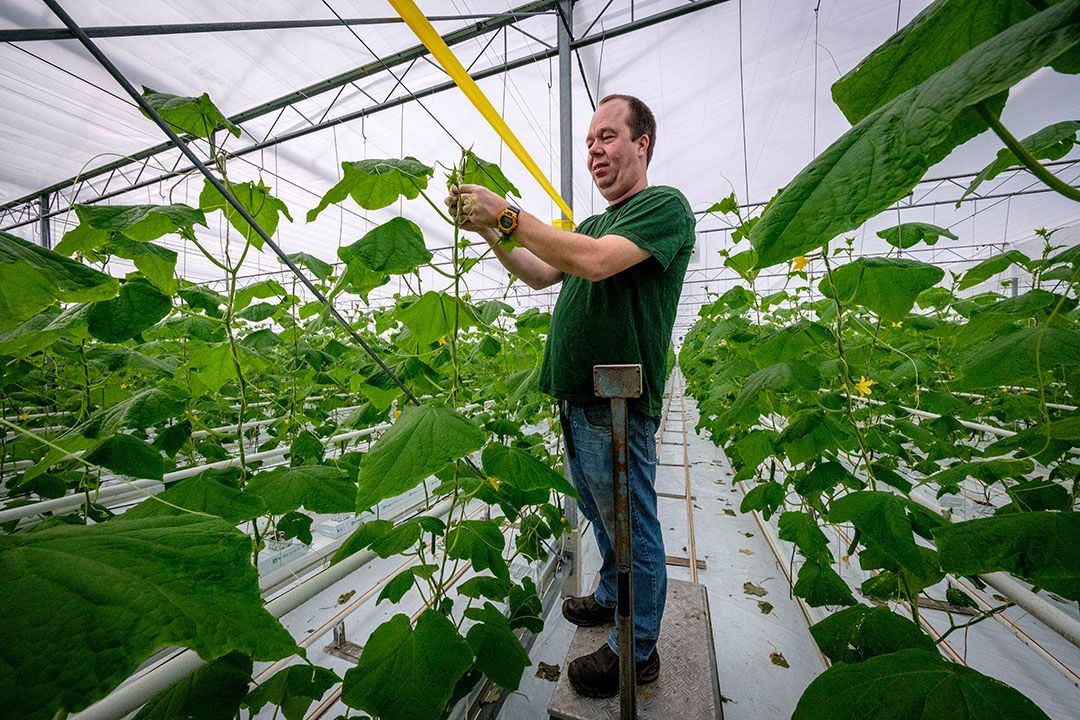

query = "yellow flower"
[[792, 256, 809, 271], [19, 410, 29, 421], [393, 409, 401, 419], [488, 476, 500, 490], [437, 336, 447, 346], [890, 320, 903, 329], [120, 382, 128, 390], [854, 376, 876, 397], [283, 418, 290, 426]]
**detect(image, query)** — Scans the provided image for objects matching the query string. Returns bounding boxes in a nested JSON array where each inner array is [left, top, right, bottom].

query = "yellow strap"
[[387, 0, 573, 224]]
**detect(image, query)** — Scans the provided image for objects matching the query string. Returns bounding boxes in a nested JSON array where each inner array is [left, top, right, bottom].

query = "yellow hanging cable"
[[386, 0, 574, 225]]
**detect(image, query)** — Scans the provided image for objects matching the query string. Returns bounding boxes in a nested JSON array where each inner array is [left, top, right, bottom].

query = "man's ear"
[[637, 134, 650, 159]]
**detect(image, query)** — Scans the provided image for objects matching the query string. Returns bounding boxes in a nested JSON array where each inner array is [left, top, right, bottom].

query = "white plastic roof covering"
[[2, 0, 1079, 335]]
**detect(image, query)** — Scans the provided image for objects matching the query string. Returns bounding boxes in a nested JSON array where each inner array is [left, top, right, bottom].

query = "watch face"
[[499, 215, 513, 230]]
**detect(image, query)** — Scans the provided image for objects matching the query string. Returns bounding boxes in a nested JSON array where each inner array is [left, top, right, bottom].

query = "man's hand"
[[445, 184, 505, 237]]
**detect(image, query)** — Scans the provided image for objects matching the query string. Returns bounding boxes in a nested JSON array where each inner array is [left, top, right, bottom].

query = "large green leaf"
[[0, 304, 90, 358], [357, 404, 486, 512], [481, 443, 578, 499], [200, 178, 292, 250], [740, 481, 786, 520], [234, 279, 286, 311], [457, 150, 521, 198], [122, 472, 267, 524], [87, 278, 173, 342], [141, 86, 241, 140], [74, 202, 206, 242], [727, 361, 821, 421], [933, 512, 1080, 601], [307, 157, 435, 222], [957, 250, 1031, 290], [0, 231, 118, 331], [397, 291, 479, 346], [284, 252, 333, 280], [830, 491, 927, 576], [751, 1, 1080, 267], [184, 342, 239, 396], [876, 222, 958, 250], [84, 434, 165, 480], [793, 558, 857, 607], [86, 385, 189, 437], [464, 603, 530, 691], [107, 237, 178, 295], [755, 320, 834, 365], [925, 458, 1034, 495], [960, 326, 1080, 386], [831, 0, 1048, 124], [0, 516, 298, 720], [133, 652, 252, 720], [810, 606, 935, 665], [246, 465, 355, 515], [446, 519, 509, 581], [792, 649, 1050, 720], [820, 258, 944, 321], [338, 217, 432, 275], [961, 120, 1080, 202], [340, 611, 473, 720], [778, 511, 833, 565], [244, 664, 339, 720]]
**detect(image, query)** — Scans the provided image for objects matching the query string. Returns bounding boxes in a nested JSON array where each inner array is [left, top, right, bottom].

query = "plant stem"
[[976, 102, 1080, 203], [820, 247, 877, 484]]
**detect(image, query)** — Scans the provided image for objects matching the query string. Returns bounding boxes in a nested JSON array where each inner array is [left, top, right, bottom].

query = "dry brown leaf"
[[723, 508, 737, 517], [758, 601, 774, 614], [738, 548, 754, 556], [770, 652, 789, 668], [337, 590, 356, 605], [743, 581, 768, 597], [536, 662, 561, 682]]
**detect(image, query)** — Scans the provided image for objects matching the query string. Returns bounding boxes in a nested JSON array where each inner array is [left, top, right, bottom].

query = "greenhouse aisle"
[[499, 372, 825, 719]]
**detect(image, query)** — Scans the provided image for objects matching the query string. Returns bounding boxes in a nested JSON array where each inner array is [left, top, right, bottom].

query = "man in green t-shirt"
[[446, 94, 695, 698]]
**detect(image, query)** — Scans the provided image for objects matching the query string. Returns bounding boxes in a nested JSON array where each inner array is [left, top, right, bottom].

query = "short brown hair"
[[599, 94, 657, 165]]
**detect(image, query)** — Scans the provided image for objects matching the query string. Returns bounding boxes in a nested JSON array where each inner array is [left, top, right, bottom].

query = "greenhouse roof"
[[1, 0, 1079, 331]]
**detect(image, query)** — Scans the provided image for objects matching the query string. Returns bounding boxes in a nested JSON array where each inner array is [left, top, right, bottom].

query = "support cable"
[[41, 0, 421, 408]]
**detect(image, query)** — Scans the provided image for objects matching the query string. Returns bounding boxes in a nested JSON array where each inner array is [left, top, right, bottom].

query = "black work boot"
[[567, 643, 661, 698], [561, 594, 615, 627]]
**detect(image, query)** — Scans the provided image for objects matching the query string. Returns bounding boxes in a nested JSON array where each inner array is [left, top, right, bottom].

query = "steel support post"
[[558, 0, 574, 226], [38, 193, 51, 248], [593, 364, 643, 719]]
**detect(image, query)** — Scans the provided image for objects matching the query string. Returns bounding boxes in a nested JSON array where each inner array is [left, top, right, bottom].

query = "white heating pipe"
[[0, 424, 388, 524]]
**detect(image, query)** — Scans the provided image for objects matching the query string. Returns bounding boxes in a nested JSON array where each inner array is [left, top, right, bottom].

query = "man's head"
[[586, 94, 656, 204]]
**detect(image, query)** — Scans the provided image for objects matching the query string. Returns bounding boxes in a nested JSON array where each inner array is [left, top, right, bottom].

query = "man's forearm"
[[482, 227, 564, 290]]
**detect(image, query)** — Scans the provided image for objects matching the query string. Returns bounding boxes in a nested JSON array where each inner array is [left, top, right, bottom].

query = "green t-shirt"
[[539, 185, 696, 417]]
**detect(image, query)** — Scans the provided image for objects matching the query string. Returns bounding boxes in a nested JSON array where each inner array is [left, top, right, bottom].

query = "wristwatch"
[[496, 204, 520, 236]]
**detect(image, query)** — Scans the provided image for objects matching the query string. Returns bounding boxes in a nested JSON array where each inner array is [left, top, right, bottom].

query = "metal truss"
[[2, 0, 731, 234]]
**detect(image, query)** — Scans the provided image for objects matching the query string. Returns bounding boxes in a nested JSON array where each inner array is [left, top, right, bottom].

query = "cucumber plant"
[[684, 2, 1079, 718], [0, 85, 572, 720]]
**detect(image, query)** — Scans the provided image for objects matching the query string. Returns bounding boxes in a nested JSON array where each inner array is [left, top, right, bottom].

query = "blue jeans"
[[563, 401, 666, 662]]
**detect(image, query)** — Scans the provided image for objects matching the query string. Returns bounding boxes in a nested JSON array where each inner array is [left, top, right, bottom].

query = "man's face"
[[586, 99, 648, 204]]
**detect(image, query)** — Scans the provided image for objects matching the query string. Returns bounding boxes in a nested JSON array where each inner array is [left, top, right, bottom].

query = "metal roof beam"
[[0, 13, 555, 42], [0, 0, 559, 212]]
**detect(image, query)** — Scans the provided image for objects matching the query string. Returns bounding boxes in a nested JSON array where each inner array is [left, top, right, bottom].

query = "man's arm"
[[446, 185, 651, 287]]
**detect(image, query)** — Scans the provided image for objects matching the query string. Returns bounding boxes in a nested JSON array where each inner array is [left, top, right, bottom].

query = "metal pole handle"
[[594, 364, 643, 720]]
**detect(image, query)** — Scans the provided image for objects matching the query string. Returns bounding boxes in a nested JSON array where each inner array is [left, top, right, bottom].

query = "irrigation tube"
[[0, 423, 388, 524], [70, 495, 456, 720]]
